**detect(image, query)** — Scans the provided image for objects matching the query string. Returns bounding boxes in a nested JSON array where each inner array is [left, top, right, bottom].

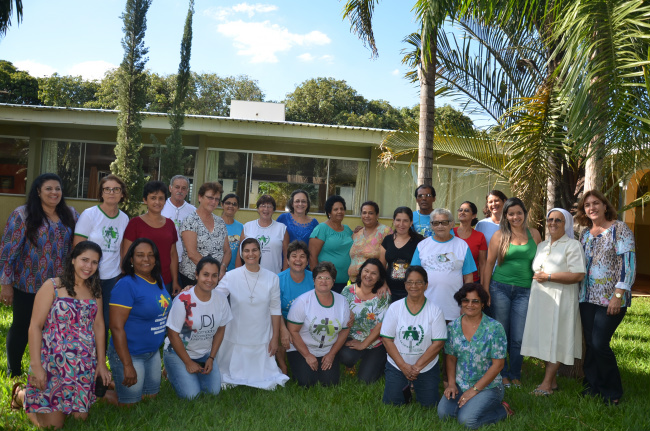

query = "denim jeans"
[[338, 343, 386, 384], [382, 362, 440, 407], [163, 349, 221, 399], [489, 280, 530, 380], [108, 344, 162, 404], [100, 276, 120, 347], [580, 302, 626, 402], [438, 385, 506, 429]]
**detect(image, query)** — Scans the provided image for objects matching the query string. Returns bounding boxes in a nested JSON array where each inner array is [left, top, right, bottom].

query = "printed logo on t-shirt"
[[158, 294, 170, 313], [309, 317, 342, 348], [102, 226, 120, 250], [178, 292, 197, 341], [398, 324, 425, 353], [256, 235, 270, 248], [392, 260, 409, 280], [421, 252, 462, 272]]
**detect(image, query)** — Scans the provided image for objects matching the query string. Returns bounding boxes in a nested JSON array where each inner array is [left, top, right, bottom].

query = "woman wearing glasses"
[[179, 182, 231, 286], [238, 195, 289, 274], [411, 209, 476, 322], [221, 194, 243, 272], [454, 202, 487, 283], [74, 174, 129, 342], [276, 190, 319, 244]]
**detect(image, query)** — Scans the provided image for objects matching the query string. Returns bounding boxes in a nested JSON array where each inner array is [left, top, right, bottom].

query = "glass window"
[[0, 137, 29, 195]]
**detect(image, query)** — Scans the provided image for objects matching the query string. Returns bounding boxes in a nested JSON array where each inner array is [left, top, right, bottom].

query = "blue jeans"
[[108, 344, 161, 404], [489, 280, 530, 380], [163, 349, 221, 399], [100, 276, 120, 346], [438, 385, 506, 429], [383, 362, 440, 407]]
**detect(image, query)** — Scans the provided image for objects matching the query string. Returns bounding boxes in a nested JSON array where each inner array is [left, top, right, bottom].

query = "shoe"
[[511, 379, 522, 388], [10, 383, 22, 411], [531, 387, 553, 396], [502, 401, 515, 417]]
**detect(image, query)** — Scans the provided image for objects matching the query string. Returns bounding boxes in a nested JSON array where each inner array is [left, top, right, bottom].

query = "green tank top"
[[492, 229, 536, 288]]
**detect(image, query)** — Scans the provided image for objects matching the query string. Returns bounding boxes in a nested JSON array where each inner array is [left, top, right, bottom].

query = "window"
[[0, 137, 29, 195]]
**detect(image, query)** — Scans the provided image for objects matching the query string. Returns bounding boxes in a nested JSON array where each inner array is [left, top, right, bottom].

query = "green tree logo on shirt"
[[102, 226, 119, 249], [398, 324, 425, 353], [309, 317, 341, 348], [257, 235, 270, 247]]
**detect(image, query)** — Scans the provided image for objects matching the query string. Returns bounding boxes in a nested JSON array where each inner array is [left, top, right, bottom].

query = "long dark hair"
[[393, 206, 424, 242], [121, 238, 163, 289], [59, 241, 103, 298], [25, 173, 76, 246], [357, 258, 387, 293], [497, 197, 529, 265]]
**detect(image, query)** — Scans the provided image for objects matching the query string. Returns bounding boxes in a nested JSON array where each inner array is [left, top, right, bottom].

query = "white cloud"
[[217, 20, 331, 63], [320, 55, 334, 63], [13, 60, 57, 77], [205, 3, 278, 21], [67, 61, 117, 81], [298, 53, 315, 62], [392, 69, 399, 76]]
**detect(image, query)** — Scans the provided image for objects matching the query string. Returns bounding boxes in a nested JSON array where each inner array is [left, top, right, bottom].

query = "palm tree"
[[0, 0, 22, 36]]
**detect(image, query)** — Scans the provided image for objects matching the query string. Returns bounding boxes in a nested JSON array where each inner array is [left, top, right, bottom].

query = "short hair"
[[312, 261, 337, 281], [98, 174, 127, 203], [431, 208, 454, 225], [170, 175, 190, 188], [287, 240, 310, 260], [575, 190, 618, 227], [121, 238, 163, 290], [460, 201, 479, 227], [324, 195, 346, 219], [198, 181, 223, 197], [414, 184, 436, 198], [221, 193, 239, 205], [142, 180, 168, 200], [287, 189, 311, 214], [404, 265, 428, 284], [357, 258, 387, 293], [482, 190, 508, 217], [453, 282, 489, 306], [360, 201, 379, 215], [195, 255, 222, 276], [256, 194, 276, 211]]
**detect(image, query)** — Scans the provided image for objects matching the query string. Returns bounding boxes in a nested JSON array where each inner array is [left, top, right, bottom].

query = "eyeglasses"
[[547, 217, 564, 224], [102, 187, 122, 194], [417, 193, 433, 199], [316, 276, 332, 281], [431, 220, 451, 227], [258, 204, 274, 209], [405, 280, 426, 287], [457, 208, 472, 213], [461, 298, 481, 304], [202, 195, 219, 202], [223, 201, 238, 207]]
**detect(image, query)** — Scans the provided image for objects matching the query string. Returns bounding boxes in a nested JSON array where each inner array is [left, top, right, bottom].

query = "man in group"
[[162, 175, 196, 275], [412, 184, 436, 238]]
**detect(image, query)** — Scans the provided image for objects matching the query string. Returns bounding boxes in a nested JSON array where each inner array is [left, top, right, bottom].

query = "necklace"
[[244, 269, 260, 303]]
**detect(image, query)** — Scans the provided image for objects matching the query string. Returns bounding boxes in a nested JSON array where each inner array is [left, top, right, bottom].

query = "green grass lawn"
[[2, 298, 649, 431]]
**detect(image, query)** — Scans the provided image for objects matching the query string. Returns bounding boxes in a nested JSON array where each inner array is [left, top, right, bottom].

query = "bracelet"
[[472, 385, 480, 392], [208, 356, 215, 360], [547, 274, 551, 282]]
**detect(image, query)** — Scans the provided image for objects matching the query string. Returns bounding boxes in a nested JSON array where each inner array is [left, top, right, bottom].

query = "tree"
[[0, 60, 39, 104], [0, 0, 22, 36], [110, 0, 152, 217], [189, 73, 264, 117], [38, 74, 100, 107]]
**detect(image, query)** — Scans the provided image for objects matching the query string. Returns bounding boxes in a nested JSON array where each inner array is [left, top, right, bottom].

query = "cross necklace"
[[244, 270, 259, 303]]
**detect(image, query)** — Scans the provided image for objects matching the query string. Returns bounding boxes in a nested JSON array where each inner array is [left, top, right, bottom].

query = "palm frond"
[[341, 0, 381, 57]]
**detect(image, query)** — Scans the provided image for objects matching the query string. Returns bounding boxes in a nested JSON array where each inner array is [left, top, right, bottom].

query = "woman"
[[348, 201, 392, 283], [380, 207, 424, 302], [287, 262, 351, 387], [10, 241, 111, 429], [276, 189, 319, 244], [163, 256, 232, 399], [475, 190, 508, 246], [238, 195, 289, 274], [108, 238, 171, 405], [483, 197, 542, 387], [340, 258, 391, 383], [521, 208, 586, 396], [74, 174, 129, 343], [309, 195, 353, 293], [277, 240, 314, 374], [179, 182, 230, 286], [454, 201, 488, 282], [438, 283, 513, 429], [380, 266, 447, 407], [221, 193, 243, 272], [411, 208, 476, 322], [0, 173, 78, 378], [576, 190, 635, 405], [122, 181, 181, 296], [216, 238, 289, 389]]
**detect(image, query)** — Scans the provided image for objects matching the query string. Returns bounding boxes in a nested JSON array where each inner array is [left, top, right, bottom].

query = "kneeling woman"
[[164, 256, 233, 399], [109, 238, 171, 405], [438, 283, 513, 429], [381, 266, 447, 407], [287, 262, 350, 387]]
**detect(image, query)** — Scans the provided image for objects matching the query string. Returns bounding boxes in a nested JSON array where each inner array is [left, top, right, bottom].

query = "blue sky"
[[1, 0, 479, 121]]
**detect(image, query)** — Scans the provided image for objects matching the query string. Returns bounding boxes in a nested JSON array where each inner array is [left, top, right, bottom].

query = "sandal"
[[531, 387, 553, 397], [502, 401, 515, 417], [10, 382, 23, 410]]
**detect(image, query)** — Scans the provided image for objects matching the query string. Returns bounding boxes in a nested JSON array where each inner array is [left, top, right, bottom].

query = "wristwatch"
[[614, 292, 623, 299]]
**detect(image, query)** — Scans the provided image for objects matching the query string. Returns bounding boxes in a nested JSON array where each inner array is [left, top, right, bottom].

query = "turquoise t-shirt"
[[310, 223, 354, 284], [225, 219, 244, 272], [278, 269, 314, 319]]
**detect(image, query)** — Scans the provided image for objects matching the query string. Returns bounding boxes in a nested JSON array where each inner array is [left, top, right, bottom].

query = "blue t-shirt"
[[225, 219, 244, 272], [475, 218, 500, 246], [412, 210, 432, 238], [278, 269, 314, 319], [109, 275, 171, 355], [276, 213, 319, 244]]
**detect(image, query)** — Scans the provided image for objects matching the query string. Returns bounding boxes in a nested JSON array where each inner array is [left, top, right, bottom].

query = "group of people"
[[0, 174, 635, 429]]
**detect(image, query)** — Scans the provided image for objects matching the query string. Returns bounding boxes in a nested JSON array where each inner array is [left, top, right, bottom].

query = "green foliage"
[[111, 0, 152, 218], [0, 0, 22, 36], [38, 74, 100, 108], [0, 60, 39, 104], [189, 72, 264, 117]]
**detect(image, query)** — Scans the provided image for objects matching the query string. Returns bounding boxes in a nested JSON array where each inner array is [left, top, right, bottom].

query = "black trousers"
[[338, 343, 386, 384], [6, 288, 36, 377], [287, 351, 340, 387]]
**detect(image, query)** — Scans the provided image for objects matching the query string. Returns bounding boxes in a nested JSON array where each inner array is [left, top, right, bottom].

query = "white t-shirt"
[[74, 205, 130, 279], [162, 198, 197, 262], [164, 286, 233, 359], [243, 220, 286, 274], [287, 290, 350, 357], [380, 298, 447, 373]]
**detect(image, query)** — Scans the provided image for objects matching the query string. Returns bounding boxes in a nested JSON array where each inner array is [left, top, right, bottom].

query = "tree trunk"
[[584, 136, 603, 192], [417, 26, 436, 185]]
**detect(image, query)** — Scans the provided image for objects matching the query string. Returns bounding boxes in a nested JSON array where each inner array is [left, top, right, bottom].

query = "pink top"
[[348, 224, 392, 281]]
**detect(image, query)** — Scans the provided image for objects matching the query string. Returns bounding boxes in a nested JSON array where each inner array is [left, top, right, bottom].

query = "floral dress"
[[342, 285, 390, 349], [25, 281, 98, 414]]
